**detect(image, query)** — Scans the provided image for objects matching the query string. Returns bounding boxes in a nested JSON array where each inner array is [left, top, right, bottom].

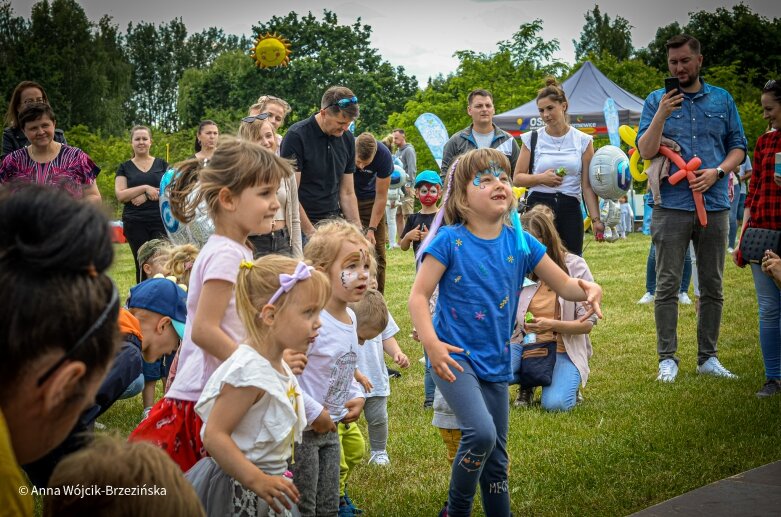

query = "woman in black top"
[[2, 80, 67, 159], [114, 125, 169, 282]]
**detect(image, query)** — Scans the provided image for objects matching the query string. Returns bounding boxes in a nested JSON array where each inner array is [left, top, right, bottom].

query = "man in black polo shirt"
[[280, 86, 361, 237], [354, 132, 393, 293]]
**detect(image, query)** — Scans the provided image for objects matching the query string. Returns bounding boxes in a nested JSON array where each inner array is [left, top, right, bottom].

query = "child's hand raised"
[[426, 339, 464, 383], [577, 279, 603, 321], [342, 397, 365, 424], [250, 472, 300, 514], [406, 224, 423, 242], [394, 351, 410, 368], [282, 349, 308, 375], [311, 408, 336, 434]]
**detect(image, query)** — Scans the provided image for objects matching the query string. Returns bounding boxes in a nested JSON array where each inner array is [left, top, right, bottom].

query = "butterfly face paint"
[[472, 160, 509, 188], [417, 184, 440, 207], [339, 249, 370, 291]]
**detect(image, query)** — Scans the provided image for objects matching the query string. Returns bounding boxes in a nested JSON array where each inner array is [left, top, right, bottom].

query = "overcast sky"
[[11, 0, 781, 86]]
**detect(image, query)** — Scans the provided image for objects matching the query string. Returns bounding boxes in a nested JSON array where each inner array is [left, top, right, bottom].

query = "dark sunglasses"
[[764, 79, 779, 92], [37, 283, 120, 387], [242, 112, 271, 124], [327, 96, 359, 110]]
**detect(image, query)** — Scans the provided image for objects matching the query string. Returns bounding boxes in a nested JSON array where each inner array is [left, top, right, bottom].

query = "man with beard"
[[637, 34, 746, 383]]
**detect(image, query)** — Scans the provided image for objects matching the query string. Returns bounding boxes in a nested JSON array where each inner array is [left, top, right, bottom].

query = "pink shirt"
[[166, 234, 252, 402]]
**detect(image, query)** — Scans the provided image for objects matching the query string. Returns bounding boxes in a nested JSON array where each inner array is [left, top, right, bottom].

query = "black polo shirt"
[[280, 114, 355, 221], [354, 140, 393, 201]]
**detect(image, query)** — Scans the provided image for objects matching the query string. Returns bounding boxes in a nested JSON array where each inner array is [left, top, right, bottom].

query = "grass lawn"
[[101, 232, 781, 516]]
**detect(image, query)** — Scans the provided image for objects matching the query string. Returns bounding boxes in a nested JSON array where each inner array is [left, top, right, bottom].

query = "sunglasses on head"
[[242, 112, 271, 124], [327, 96, 359, 110], [764, 79, 779, 92], [36, 283, 120, 387]]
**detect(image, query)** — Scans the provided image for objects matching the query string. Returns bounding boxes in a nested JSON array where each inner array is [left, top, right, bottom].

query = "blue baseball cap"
[[414, 170, 443, 188], [127, 278, 187, 339]]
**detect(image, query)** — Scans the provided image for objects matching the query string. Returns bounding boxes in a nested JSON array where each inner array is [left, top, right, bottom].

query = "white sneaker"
[[678, 292, 693, 305], [637, 292, 655, 304], [657, 359, 678, 382], [368, 450, 390, 466], [697, 357, 738, 379], [94, 421, 106, 430], [727, 247, 734, 254]]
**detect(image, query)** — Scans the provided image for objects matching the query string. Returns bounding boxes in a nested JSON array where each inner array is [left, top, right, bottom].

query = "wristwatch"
[[716, 167, 726, 179], [366, 226, 377, 234]]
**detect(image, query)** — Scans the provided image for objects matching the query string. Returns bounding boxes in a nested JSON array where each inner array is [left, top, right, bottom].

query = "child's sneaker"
[[387, 367, 402, 379], [756, 379, 781, 398], [339, 490, 362, 515], [438, 501, 448, 517], [678, 292, 693, 305], [368, 450, 390, 466]]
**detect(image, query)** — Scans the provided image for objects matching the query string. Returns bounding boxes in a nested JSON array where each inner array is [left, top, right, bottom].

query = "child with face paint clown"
[[400, 169, 443, 409], [295, 219, 371, 517], [409, 148, 603, 517]]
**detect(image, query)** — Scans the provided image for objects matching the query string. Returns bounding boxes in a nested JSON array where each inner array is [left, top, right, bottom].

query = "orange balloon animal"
[[657, 146, 707, 227]]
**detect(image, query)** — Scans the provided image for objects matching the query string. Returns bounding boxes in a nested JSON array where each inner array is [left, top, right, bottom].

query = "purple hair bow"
[[268, 261, 314, 304]]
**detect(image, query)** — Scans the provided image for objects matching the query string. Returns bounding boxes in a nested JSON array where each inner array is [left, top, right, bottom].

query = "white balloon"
[[589, 145, 632, 201], [159, 168, 214, 248]]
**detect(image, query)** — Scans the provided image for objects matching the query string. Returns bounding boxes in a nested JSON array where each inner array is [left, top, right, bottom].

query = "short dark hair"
[[321, 86, 359, 119], [468, 89, 493, 106], [666, 34, 701, 55], [392, 128, 405, 135], [18, 102, 55, 130]]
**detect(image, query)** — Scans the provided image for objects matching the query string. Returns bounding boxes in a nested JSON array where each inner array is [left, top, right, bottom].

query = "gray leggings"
[[363, 396, 388, 451], [290, 430, 340, 517]]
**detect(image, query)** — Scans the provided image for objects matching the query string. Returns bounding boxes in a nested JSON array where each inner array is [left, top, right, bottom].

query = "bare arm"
[[366, 176, 390, 245], [203, 385, 299, 512], [408, 255, 464, 382], [295, 171, 316, 237], [114, 175, 154, 203], [82, 182, 102, 205], [580, 142, 605, 236], [339, 173, 361, 227], [533, 254, 603, 321], [191, 279, 239, 361], [382, 336, 409, 368]]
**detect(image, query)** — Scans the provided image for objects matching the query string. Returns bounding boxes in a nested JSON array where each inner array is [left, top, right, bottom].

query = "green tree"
[[0, 1, 31, 105], [574, 5, 634, 62], [498, 18, 566, 75], [638, 4, 781, 87], [178, 10, 418, 134]]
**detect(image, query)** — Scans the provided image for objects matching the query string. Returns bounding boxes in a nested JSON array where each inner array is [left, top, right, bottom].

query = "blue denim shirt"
[[637, 81, 746, 212]]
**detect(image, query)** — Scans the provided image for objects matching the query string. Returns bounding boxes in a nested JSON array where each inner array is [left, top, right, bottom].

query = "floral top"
[[0, 144, 99, 198]]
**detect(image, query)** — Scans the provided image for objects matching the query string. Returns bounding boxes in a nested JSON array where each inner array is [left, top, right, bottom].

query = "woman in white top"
[[238, 114, 303, 258], [513, 78, 603, 255]]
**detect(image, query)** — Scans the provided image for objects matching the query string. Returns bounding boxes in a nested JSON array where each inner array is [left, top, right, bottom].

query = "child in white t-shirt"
[[295, 220, 371, 517], [351, 281, 409, 466]]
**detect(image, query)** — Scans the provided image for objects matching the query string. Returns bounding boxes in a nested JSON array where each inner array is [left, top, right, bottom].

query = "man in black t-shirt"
[[280, 86, 361, 237], [354, 133, 393, 292]]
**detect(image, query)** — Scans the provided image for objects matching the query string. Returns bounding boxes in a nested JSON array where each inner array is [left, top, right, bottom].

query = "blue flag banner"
[[603, 98, 621, 148], [414, 112, 449, 170]]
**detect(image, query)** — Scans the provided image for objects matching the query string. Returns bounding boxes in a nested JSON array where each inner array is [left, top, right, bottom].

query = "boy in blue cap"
[[399, 170, 443, 256]]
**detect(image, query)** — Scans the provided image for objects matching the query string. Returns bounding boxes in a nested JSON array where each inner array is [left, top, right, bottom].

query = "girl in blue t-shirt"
[[409, 148, 603, 517]]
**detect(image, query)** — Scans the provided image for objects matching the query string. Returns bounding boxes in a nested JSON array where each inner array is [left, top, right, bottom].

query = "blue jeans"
[[120, 373, 144, 399], [751, 264, 781, 380], [728, 189, 741, 248], [646, 242, 692, 295], [433, 361, 510, 517], [509, 344, 582, 411]]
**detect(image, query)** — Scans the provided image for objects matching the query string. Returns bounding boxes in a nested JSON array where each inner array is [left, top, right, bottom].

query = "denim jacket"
[[637, 81, 746, 212]]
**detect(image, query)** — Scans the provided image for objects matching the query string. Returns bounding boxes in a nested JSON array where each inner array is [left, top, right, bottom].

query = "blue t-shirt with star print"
[[423, 224, 546, 382]]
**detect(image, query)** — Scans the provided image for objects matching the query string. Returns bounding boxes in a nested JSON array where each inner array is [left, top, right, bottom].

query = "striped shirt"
[[0, 144, 99, 198]]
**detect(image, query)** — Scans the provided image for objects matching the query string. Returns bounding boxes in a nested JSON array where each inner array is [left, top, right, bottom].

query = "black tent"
[[494, 61, 645, 137]]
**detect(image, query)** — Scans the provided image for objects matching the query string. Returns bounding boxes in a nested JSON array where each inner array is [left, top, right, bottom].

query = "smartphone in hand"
[[665, 77, 682, 110]]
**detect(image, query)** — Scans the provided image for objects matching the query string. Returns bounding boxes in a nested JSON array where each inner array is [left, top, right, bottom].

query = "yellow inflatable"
[[619, 125, 650, 181]]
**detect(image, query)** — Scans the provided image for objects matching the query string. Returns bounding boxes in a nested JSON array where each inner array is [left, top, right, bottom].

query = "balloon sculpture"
[[619, 125, 650, 182], [588, 145, 632, 201], [657, 146, 707, 227]]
